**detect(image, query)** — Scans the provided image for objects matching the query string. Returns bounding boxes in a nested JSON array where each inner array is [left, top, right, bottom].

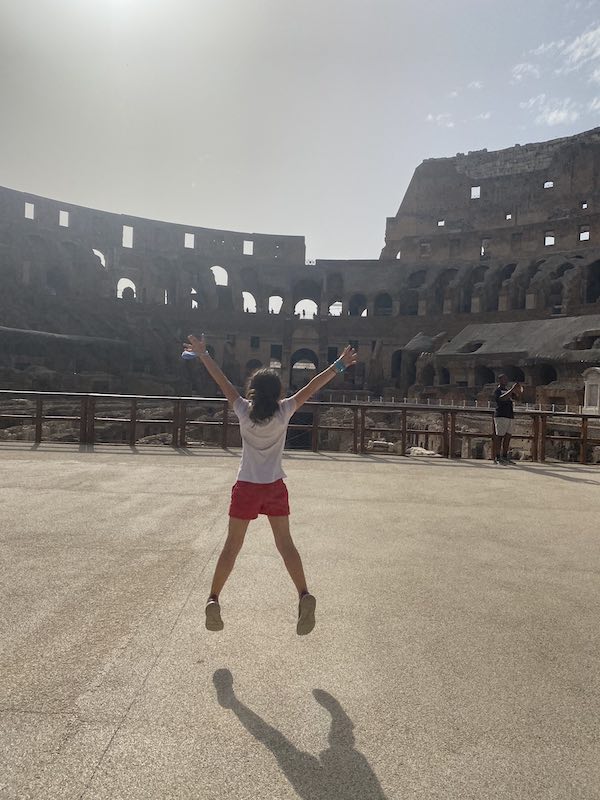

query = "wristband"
[[332, 358, 346, 374]]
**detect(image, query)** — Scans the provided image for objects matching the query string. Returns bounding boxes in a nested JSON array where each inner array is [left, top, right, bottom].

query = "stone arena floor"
[[1, 445, 599, 800]]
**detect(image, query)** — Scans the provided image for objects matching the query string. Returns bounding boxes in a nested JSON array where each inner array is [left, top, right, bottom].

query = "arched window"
[[211, 265, 229, 286], [585, 260, 600, 304], [348, 294, 367, 316], [539, 364, 557, 384], [242, 291, 257, 313], [474, 366, 495, 386], [269, 295, 283, 314], [294, 299, 318, 319], [328, 300, 343, 316], [191, 288, 199, 310], [117, 278, 136, 300], [92, 249, 107, 269], [421, 364, 435, 386], [503, 365, 525, 382], [374, 293, 393, 316]]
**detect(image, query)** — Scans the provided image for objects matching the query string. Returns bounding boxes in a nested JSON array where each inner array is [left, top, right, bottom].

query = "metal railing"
[[1, 389, 600, 464]]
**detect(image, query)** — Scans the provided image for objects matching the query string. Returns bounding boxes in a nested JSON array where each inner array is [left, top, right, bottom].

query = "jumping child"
[[186, 334, 358, 635]]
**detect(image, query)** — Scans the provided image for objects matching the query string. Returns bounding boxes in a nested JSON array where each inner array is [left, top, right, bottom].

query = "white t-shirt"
[[233, 397, 297, 483]]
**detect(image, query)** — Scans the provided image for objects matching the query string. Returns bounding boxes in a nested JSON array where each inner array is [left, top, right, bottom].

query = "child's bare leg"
[[268, 515, 308, 596], [209, 518, 250, 599]]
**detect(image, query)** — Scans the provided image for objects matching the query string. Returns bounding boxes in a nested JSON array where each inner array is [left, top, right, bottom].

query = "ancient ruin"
[[1, 127, 600, 405]]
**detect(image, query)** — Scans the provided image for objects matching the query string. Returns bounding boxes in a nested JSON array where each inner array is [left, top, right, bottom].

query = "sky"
[[1, 0, 600, 261]]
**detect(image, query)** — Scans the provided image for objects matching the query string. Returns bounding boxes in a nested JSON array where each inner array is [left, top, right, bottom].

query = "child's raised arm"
[[290, 345, 358, 411], [187, 334, 240, 405]]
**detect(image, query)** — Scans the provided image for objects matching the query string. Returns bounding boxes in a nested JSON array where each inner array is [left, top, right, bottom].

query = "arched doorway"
[[348, 294, 367, 316], [290, 348, 318, 388], [474, 366, 495, 386], [374, 293, 393, 316], [117, 278, 136, 300]]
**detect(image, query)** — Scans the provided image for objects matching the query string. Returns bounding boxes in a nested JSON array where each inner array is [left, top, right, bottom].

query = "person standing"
[[492, 374, 523, 464]]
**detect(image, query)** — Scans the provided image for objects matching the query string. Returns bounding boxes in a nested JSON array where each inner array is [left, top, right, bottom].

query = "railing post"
[[359, 407, 366, 453], [79, 397, 88, 445], [442, 411, 449, 458], [35, 397, 43, 444], [531, 414, 539, 462], [87, 397, 96, 445], [221, 401, 229, 449], [540, 414, 547, 462], [352, 407, 358, 454], [172, 400, 181, 448], [180, 401, 187, 448], [450, 411, 456, 459], [311, 405, 320, 453], [581, 415, 588, 464], [401, 408, 407, 456], [129, 399, 137, 447]]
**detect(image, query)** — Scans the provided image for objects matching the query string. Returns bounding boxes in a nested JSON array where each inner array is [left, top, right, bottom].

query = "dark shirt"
[[494, 386, 514, 418]]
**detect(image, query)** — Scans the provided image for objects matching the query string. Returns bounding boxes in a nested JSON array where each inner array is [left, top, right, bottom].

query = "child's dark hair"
[[246, 369, 282, 423]]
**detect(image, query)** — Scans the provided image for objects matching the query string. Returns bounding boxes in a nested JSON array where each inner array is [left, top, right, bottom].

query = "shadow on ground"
[[213, 669, 388, 799]]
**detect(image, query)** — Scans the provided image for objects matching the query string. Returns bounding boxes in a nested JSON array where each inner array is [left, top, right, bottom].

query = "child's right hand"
[[188, 334, 207, 356], [339, 345, 358, 369]]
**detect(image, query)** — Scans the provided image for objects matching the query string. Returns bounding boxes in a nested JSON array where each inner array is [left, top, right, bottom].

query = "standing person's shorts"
[[494, 417, 514, 436], [229, 479, 290, 519]]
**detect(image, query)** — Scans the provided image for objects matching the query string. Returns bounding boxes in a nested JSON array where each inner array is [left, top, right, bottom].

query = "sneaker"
[[297, 593, 316, 636], [494, 457, 503, 465], [205, 599, 224, 631]]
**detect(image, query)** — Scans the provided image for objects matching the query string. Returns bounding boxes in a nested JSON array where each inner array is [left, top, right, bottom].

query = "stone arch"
[[474, 365, 495, 386], [117, 278, 136, 300], [92, 249, 107, 269], [211, 265, 229, 286], [348, 293, 368, 316], [460, 265, 488, 312], [293, 278, 321, 306], [421, 363, 435, 386], [503, 365, 525, 382], [245, 359, 262, 378], [432, 268, 458, 312], [585, 260, 600, 303], [290, 348, 318, 388], [374, 292, 393, 316], [268, 295, 284, 314], [539, 364, 558, 384], [439, 367, 450, 385], [242, 291, 257, 313], [328, 299, 343, 316], [294, 299, 318, 318]]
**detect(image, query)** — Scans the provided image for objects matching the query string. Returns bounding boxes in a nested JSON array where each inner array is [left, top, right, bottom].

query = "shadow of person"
[[213, 669, 388, 799]]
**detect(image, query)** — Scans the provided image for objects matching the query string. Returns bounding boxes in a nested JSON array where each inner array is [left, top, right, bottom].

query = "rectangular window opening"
[[437, 219, 445, 227], [419, 241, 431, 258], [24, 202, 35, 219], [511, 232, 522, 250], [470, 186, 480, 200], [449, 239, 461, 257], [59, 210, 69, 227], [243, 240, 254, 256], [250, 336, 260, 349], [505, 212, 512, 220], [270, 344, 282, 359], [544, 180, 554, 189], [544, 231, 556, 247], [122, 225, 134, 248], [184, 233, 195, 249], [579, 225, 590, 242], [582, 201, 588, 210]]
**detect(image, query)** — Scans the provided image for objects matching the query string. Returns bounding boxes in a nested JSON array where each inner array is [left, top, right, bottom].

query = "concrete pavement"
[[1, 445, 600, 799]]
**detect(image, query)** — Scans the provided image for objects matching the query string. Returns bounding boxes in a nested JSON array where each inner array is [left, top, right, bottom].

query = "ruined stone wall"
[[2, 127, 600, 398]]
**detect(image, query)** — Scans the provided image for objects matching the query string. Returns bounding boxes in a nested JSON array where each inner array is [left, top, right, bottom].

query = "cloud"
[[475, 111, 492, 120], [590, 66, 600, 84], [468, 80, 483, 90], [561, 23, 600, 70], [520, 94, 580, 126], [589, 96, 600, 112], [426, 112, 455, 128], [511, 62, 541, 82], [530, 40, 565, 57], [447, 90, 459, 98]]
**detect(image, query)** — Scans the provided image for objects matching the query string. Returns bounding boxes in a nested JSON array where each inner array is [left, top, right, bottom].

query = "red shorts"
[[229, 479, 290, 520]]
